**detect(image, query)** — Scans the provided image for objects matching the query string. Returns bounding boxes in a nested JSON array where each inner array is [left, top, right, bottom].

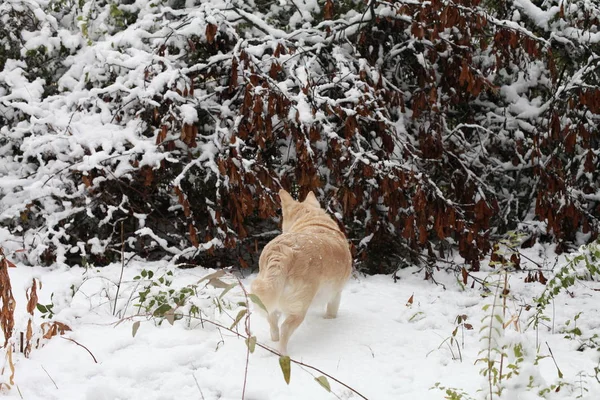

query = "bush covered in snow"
[[0, 0, 599, 272]]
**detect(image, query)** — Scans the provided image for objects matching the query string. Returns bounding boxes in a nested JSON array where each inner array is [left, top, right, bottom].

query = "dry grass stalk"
[[0, 346, 15, 390]]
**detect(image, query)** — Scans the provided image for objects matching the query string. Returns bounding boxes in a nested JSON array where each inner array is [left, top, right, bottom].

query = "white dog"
[[251, 189, 352, 354]]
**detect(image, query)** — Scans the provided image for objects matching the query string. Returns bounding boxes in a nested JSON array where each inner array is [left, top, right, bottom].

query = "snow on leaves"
[[0, 0, 598, 272]]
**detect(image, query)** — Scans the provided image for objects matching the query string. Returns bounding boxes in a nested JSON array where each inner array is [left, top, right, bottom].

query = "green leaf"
[[315, 376, 331, 392], [246, 336, 257, 353], [279, 356, 291, 384], [230, 309, 248, 329], [514, 344, 523, 358], [132, 321, 140, 337], [248, 294, 268, 313], [153, 304, 172, 317], [36, 304, 48, 313]]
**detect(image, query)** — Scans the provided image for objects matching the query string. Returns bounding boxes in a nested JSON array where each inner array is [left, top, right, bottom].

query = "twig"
[[499, 270, 508, 383], [506, 245, 545, 269], [362, 344, 375, 358], [298, 364, 344, 400], [41, 365, 59, 389], [113, 221, 126, 316], [202, 319, 365, 398], [16, 384, 24, 399], [192, 372, 206, 400], [61, 337, 98, 363], [545, 342, 563, 378], [284, 351, 368, 399], [233, 275, 252, 400]]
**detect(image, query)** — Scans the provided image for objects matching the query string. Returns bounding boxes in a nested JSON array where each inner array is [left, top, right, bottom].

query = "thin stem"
[[192, 372, 206, 400], [234, 275, 252, 400], [499, 271, 508, 384], [61, 337, 98, 363], [113, 221, 126, 316], [41, 365, 59, 389]]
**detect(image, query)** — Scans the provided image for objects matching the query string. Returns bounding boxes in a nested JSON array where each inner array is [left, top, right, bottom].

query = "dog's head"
[[278, 189, 321, 233]]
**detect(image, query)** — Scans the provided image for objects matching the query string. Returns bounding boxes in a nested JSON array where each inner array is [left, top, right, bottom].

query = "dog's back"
[[251, 189, 352, 354]]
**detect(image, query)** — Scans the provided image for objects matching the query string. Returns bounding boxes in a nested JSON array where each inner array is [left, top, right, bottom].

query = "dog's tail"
[[250, 246, 290, 315]]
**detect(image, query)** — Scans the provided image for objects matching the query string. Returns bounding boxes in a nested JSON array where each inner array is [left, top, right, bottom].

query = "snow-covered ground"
[[2, 245, 600, 399]]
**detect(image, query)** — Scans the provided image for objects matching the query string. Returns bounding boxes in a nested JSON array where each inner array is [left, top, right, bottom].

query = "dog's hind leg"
[[325, 291, 342, 319], [268, 311, 281, 341], [278, 282, 317, 354], [279, 313, 305, 355]]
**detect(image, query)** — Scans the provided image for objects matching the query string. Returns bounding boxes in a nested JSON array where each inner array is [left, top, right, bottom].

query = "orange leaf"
[[188, 223, 199, 247], [461, 267, 468, 285], [206, 24, 218, 44], [324, 0, 334, 19]]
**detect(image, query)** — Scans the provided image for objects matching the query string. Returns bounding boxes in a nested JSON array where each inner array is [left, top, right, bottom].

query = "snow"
[[2, 246, 600, 400], [513, 0, 559, 29]]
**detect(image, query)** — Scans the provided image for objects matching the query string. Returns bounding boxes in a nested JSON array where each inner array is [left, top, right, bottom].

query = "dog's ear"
[[303, 191, 320, 208], [279, 189, 295, 210]]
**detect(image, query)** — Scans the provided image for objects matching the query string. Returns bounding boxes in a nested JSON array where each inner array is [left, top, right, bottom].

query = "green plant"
[[536, 240, 600, 307], [428, 314, 473, 362], [434, 237, 600, 400], [560, 312, 600, 351], [36, 294, 55, 319], [431, 383, 476, 400], [475, 233, 528, 399], [562, 311, 583, 340], [133, 269, 202, 324], [529, 239, 600, 344], [476, 273, 509, 399]]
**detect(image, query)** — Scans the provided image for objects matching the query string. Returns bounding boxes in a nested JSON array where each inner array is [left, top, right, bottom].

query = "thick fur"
[[251, 189, 352, 354]]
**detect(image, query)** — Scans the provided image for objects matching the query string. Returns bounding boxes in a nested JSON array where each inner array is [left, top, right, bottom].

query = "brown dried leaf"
[[461, 267, 468, 285], [25, 319, 33, 357], [26, 278, 37, 315], [206, 24, 218, 44], [82, 175, 92, 188], [538, 271, 547, 285], [189, 223, 199, 247], [0, 249, 16, 347], [41, 321, 72, 340], [324, 0, 334, 19]]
